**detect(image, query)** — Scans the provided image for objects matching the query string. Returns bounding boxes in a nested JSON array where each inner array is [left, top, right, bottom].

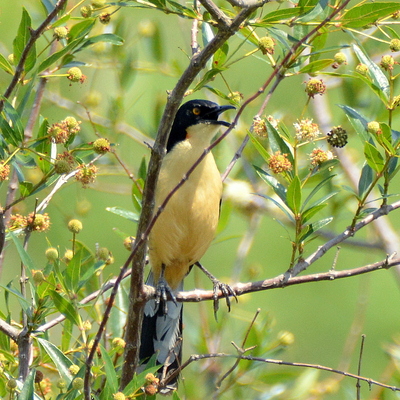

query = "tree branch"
[[119, 0, 269, 390], [291, 201, 400, 277], [176, 352, 400, 393]]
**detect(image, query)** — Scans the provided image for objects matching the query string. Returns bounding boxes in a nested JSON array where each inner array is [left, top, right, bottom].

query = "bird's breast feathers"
[[149, 139, 222, 288]]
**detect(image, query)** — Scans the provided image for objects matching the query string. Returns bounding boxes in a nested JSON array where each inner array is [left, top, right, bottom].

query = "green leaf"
[[298, 59, 333, 74], [50, 14, 71, 29], [255, 7, 312, 25], [0, 53, 14, 75], [19, 181, 33, 197], [248, 130, 270, 163], [50, 290, 81, 326], [309, 28, 328, 63], [100, 345, 118, 393], [19, 369, 35, 400], [35, 119, 52, 174], [342, 2, 400, 28], [13, 8, 36, 73], [377, 123, 395, 154], [193, 68, 225, 92], [358, 163, 373, 198], [301, 203, 327, 224], [0, 283, 30, 313], [9, 232, 37, 273], [0, 96, 24, 145], [364, 142, 385, 173], [75, 33, 124, 52], [266, 120, 294, 166], [167, 0, 198, 17], [61, 319, 73, 352], [286, 175, 301, 214], [296, 0, 330, 23], [338, 104, 369, 142], [36, 337, 73, 383], [68, 19, 96, 41], [38, 36, 86, 72], [255, 166, 286, 203], [302, 174, 336, 210], [299, 217, 333, 241], [106, 206, 139, 222], [353, 44, 389, 100], [65, 249, 82, 292], [257, 193, 294, 222], [212, 42, 229, 68]]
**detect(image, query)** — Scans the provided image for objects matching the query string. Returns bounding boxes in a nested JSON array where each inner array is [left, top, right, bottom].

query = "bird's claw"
[[155, 277, 177, 314], [211, 279, 237, 319]]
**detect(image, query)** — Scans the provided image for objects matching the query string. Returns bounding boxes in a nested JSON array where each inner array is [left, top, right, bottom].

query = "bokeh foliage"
[[0, 0, 400, 399]]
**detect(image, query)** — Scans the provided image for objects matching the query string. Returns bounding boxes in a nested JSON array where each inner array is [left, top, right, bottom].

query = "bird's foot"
[[155, 276, 177, 314], [195, 262, 237, 320]]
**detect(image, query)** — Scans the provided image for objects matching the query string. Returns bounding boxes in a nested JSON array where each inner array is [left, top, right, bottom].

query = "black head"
[[167, 99, 235, 152]]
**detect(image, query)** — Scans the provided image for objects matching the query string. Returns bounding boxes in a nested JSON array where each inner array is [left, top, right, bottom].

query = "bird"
[[139, 99, 235, 393]]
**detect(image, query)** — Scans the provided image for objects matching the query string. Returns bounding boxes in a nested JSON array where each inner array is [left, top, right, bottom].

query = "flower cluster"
[[305, 78, 326, 98], [67, 67, 86, 83], [310, 148, 334, 167], [253, 116, 267, 137], [0, 162, 10, 181], [75, 164, 98, 187], [294, 119, 321, 142], [268, 152, 292, 174], [9, 213, 51, 232], [48, 117, 81, 144], [93, 138, 111, 154], [143, 373, 159, 396], [54, 152, 75, 174], [258, 36, 275, 55], [26, 212, 51, 232]]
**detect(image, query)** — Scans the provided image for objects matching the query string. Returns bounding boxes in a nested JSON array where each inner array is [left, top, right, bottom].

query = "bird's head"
[[167, 100, 235, 152]]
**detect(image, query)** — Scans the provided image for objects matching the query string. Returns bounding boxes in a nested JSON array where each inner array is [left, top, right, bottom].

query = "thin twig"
[[291, 200, 400, 277], [178, 352, 400, 393], [213, 308, 260, 391], [356, 334, 366, 400]]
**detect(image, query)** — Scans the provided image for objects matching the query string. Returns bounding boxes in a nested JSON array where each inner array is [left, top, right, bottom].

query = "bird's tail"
[[139, 271, 183, 392]]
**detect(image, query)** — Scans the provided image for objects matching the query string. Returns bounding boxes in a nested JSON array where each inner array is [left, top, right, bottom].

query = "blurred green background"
[[1, 1, 400, 399]]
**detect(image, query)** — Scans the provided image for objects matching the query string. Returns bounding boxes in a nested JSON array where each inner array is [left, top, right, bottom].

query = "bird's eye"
[[192, 107, 201, 115]]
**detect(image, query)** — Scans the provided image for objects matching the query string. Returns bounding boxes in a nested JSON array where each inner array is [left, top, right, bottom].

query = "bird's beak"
[[206, 105, 235, 127]]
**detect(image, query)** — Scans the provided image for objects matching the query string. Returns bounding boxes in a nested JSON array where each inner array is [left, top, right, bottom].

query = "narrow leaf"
[[36, 337, 73, 383], [106, 206, 139, 222], [300, 217, 333, 241], [266, 120, 294, 165], [364, 142, 385, 173], [358, 163, 373, 198], [257, 194, 294, 222], [9, 231, 36, 272], [50, 290, 81, 326], [100, 345, 118, 393], [255, 166, 286, 203], [302, 174, 336, 209], [286, 175, 301, 214], [298, 59, 333, 74], [75, 33, 124, 52], [248, 130, 270, 162], [18, 369, 35, 400], [342, 2, 400, 28], [353, 44, 389, 100], [301, 203, 327, 224], [0, 283, 30, 312]]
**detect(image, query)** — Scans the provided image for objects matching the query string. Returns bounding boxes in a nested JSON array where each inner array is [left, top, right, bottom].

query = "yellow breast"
[[149, 139, 222, 289]]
